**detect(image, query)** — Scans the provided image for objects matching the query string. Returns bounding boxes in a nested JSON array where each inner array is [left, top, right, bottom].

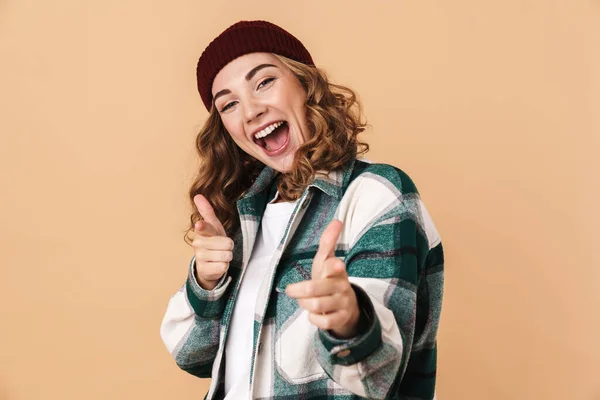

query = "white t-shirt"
[[224, 193, 298, 400]]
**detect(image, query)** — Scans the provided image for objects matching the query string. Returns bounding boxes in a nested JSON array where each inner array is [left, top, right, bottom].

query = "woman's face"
[[211, 52, 309, 173]]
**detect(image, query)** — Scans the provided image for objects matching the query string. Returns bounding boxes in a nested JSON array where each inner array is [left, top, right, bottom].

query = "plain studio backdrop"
[[1, 1, 598, 399]]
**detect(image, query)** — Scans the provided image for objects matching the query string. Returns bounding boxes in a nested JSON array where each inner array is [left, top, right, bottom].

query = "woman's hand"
[[192, 194, 234, 290], [286, 220, 360, 339]]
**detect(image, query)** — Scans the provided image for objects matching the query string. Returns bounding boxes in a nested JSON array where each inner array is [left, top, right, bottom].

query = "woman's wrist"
[[195, 271, 219, 290]]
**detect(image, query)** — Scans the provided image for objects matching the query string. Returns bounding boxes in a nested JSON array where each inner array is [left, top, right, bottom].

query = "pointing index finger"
[[193, 194, 226, 236], [313, 219, 343, 279]]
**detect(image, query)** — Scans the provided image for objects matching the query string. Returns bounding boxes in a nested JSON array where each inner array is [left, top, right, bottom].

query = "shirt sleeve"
[[313, 169, 444, 400], [159, 256, 232, 378]]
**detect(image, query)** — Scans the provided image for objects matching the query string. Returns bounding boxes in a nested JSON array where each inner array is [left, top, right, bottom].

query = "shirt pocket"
[[273, 260, 328, 385]]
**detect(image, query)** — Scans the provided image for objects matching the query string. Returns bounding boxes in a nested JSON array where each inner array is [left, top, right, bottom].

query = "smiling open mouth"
[[254, 121, 290, 152]]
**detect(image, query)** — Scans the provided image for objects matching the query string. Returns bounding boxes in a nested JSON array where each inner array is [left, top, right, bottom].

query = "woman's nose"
[[244, 98, 267, 123]]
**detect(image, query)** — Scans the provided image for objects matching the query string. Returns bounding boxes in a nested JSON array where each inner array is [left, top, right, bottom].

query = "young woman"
[[160, 20, 444, 400]]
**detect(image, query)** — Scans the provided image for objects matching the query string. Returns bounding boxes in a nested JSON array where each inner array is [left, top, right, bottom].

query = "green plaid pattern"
[[160, 159, 444, 399]]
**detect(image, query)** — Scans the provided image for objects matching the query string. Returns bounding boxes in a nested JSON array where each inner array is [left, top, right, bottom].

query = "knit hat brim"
[[196, 21, 314, 111]]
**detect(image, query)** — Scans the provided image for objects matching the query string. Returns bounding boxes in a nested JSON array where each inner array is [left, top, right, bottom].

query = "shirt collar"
[[309, 158, 356, 200], [241, 158, 356, 201]]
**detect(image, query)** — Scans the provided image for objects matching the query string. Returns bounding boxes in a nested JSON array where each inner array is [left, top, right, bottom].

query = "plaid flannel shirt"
[[160, 158, 444, 399]]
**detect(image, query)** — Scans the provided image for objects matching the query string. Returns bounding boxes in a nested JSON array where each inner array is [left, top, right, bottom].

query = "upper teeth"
[[255, 121, 284, 139]]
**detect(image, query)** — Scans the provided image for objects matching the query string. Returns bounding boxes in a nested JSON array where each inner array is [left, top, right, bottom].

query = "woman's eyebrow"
[[213, 89, 231, 105], [245, 63, 277, 81], [213, 64, 278, 106]]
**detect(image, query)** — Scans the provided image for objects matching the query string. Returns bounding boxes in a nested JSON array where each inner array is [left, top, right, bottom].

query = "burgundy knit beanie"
[[196, 20, 314, 111]]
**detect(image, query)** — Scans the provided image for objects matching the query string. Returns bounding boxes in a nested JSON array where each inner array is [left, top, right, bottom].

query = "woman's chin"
[[267, 155, 295, 174]]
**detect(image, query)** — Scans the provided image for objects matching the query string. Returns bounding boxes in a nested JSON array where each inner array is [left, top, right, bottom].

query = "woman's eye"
[[257, 77, 275, 90], [220, 101, 236, 112]]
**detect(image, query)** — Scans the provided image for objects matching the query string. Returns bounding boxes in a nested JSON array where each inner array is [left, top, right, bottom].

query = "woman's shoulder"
[[349, 158, 420, 197], [337, 159, 440, 249]]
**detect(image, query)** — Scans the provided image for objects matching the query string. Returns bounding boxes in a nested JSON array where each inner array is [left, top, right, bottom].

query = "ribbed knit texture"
[[196, 20, 314, 110]]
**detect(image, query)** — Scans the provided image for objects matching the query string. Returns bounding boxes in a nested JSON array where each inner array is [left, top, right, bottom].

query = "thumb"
[[193, 194, 226, 236], [312, 219, 343, 279]]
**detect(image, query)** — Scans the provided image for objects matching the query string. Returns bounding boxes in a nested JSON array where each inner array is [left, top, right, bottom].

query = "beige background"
[[1, 1, 599, 399]]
